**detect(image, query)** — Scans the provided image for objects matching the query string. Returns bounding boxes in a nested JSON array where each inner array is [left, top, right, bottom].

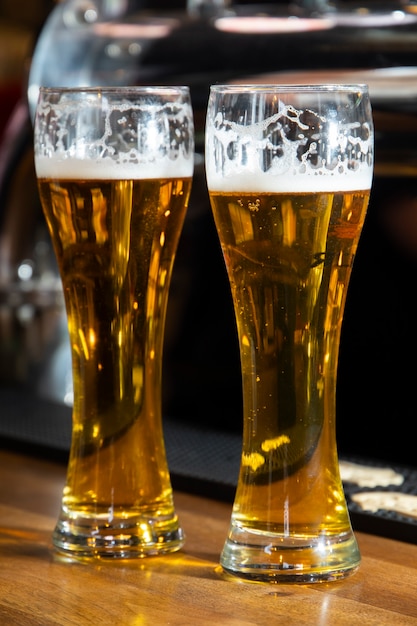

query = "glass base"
[[53, 511, 185, 559], [220, 525, 361, 583]]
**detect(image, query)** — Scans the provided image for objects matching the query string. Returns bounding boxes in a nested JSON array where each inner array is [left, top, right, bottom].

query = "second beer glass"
[[205, 85, 373, 582], [34, 87, 194, 558]]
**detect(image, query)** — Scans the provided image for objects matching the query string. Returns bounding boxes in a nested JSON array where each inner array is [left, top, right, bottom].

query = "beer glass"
[[205, 85, 373, 582], [34, 86, 194, 558]]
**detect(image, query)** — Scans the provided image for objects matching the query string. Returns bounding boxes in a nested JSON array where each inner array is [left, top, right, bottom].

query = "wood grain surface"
[[0, 449, 416, 625]]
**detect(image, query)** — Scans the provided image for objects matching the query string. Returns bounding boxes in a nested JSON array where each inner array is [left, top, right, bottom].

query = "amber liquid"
[[210, 189, 370, 578], [38, 177, 191, 555]]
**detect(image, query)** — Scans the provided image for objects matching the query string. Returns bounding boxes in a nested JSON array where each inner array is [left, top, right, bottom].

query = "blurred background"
[[1, 0, 417, 469], [0, 2, 52, 139]]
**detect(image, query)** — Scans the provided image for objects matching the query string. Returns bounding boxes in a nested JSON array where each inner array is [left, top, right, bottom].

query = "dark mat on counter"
[[0, 385, 416, 545], [0, 386, 240, 499]]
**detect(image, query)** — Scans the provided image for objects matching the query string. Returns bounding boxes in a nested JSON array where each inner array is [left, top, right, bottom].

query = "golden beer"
[[34, 86, 194, 557], [210, 189, 369, 536], [205, 84, 373, 581], [38, 177, 190, 526]]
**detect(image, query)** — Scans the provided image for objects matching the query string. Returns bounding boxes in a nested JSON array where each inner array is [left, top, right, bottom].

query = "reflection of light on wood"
[[339, 460, 404, 487], [352, 491, 417, 520]]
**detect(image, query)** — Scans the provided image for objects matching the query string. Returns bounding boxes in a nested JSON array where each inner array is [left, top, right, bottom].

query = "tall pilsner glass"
[[34, 87, 194, 558], [205, 85, 373, 582]]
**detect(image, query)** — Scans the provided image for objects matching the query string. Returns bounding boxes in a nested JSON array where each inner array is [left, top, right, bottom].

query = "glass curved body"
[[205, 84, 373, 582], [34, 86, 194, 558]]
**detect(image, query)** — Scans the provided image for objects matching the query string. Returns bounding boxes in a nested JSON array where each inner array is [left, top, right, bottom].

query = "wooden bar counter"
[[0, 448, 417, 625]]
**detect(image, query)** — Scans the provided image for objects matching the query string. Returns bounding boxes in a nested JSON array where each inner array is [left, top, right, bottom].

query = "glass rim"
[[209, 83, 369, 93], [38, 85, 190, 96]]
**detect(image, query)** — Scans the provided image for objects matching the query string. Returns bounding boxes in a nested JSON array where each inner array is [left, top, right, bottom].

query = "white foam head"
[[34, 87, 194, 180], [205, 90, 374, 193], [206, 167, 373, 194], [35, 155, 193, 180]]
